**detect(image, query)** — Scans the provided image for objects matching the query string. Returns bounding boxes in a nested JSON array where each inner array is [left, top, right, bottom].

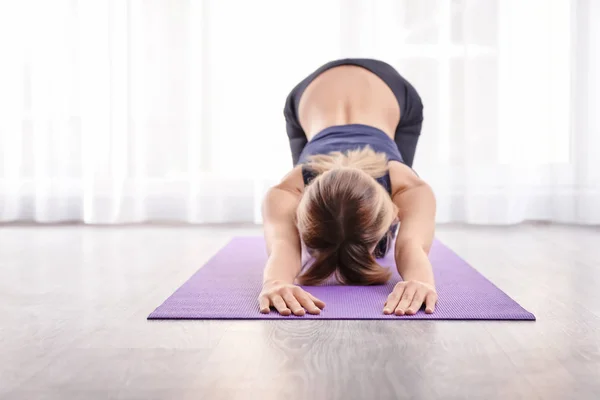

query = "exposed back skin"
[[298, 65, 400, 141]]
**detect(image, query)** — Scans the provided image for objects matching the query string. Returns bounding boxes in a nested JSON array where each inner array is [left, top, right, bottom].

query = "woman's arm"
[[390, 163, 436, 284], [384, 161, 438, 315], [261, 176, 304, 284], [260, 167, 325, 316]]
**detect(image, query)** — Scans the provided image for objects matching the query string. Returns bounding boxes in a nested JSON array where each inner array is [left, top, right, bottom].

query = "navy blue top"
[[298, 124, 404, 195]]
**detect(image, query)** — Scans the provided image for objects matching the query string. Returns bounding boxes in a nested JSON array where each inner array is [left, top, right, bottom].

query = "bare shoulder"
[[273, 165, 305, 195], [388, 161, 429, 197]]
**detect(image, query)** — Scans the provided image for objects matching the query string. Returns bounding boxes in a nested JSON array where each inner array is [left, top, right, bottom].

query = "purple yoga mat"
[[148, 237, 535, 320]]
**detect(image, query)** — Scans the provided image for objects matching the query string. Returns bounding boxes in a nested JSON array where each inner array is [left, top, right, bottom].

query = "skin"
[[259, 65, 437, 316]]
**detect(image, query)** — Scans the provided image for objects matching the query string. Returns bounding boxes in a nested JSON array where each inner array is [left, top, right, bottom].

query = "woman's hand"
[[259, 280, 325, 316], [384, 280, 437, 315]]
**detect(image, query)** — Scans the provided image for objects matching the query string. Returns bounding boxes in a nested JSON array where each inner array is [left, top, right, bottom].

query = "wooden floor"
[[1, 223, 599, 400]]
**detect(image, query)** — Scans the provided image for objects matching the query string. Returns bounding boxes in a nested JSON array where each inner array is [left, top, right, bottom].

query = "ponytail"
[[297, 248, 338, 286], [336, 242, 391, 285], [297, 242, 391, 286]]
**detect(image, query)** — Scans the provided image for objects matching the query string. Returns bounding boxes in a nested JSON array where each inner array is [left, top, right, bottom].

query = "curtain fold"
[[0, 0, 598, 224]]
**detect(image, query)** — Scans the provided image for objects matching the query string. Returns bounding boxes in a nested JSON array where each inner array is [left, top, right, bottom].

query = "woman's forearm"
[[262, 185, 303, 285], [395, 239, 435, 285], [263, 239, 302, 284], [392, 181, 436, 284]]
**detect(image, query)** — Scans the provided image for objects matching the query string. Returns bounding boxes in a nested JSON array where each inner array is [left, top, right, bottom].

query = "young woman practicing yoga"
[[260, 58, 436, 316]]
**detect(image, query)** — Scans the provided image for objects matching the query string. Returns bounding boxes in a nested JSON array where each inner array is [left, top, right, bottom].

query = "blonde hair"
[[296, 147, 397, 285], [303, 146, 389, 177]]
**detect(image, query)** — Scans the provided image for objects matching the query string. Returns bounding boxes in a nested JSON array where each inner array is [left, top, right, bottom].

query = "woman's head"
[[296, 147, 398, 286]]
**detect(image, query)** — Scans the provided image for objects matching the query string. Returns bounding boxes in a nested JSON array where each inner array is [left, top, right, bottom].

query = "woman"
[[259, 58, 437, 316]]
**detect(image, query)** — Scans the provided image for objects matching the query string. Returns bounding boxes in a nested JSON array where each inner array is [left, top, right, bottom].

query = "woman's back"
[[297, 65, 400, 141]]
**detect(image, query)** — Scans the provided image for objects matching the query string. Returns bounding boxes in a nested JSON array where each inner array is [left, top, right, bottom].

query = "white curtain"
[[0, 0, 598, 224]]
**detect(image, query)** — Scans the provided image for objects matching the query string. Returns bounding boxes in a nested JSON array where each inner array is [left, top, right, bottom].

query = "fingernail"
[[395, 309, 404, 315], [383, 308, 391, 314]]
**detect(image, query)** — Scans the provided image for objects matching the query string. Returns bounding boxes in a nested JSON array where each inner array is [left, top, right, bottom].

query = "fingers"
[[294, 289, 321, 315], [258, 295, 270, 314], [282, 292, 306, 316], [395, 285, 416, 316], [425, 292, 438, 314], [307, 293, 326, 309], [405, 291, 426, 315], [271, 295, 291, 316], [384, 283, 404, 314], [261, 286, 325, 317], [387, 282, 438, 316]]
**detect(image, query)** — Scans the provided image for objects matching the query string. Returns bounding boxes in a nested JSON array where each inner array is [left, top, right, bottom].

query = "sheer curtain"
[[0, 0, 598, 224]]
